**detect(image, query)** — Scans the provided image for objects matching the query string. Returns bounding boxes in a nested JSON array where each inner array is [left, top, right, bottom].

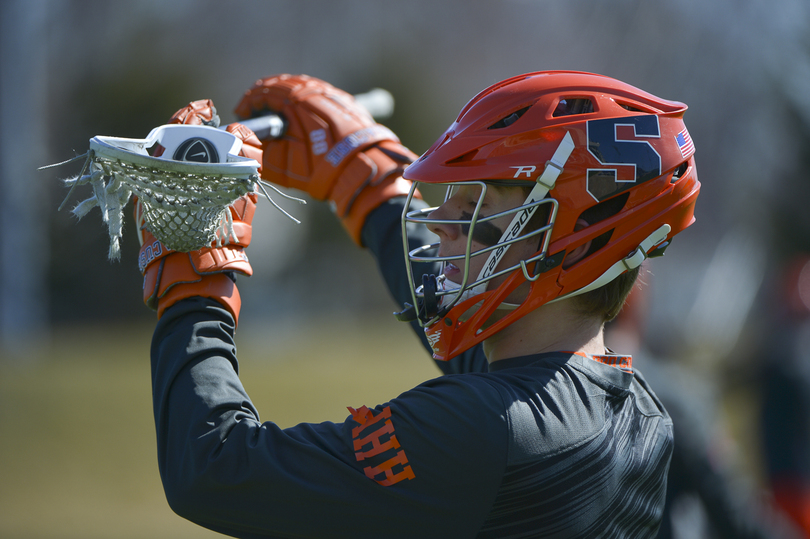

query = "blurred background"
[[2, 0, 809, 537]]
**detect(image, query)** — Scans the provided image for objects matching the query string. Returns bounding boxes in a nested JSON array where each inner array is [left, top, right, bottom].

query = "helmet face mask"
[[399, 71, 701, 361], [403, 180, 558, 323]]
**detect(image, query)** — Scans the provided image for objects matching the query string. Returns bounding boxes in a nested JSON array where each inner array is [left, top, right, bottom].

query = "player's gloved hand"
[[136, 100, 262, 324], [165, 99, 264, 169], [234, 74, 421, 245], [168, 98, 221, 127]]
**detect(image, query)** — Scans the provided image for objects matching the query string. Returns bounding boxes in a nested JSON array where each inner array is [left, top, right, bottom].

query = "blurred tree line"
[[0, 0, 806, 348]]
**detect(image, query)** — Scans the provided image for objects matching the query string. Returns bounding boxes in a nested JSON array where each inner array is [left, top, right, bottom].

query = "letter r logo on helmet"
[[511, 166, 537, 178]]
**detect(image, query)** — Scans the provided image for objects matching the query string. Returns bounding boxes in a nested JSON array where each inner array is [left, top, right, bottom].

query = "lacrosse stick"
[[236, 87, 394, 139], [41, 124, 302, 259], [42, 88, 394, 260]]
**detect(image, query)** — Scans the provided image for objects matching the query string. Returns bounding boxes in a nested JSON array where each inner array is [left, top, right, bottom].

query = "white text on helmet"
[[510, 165, 537, 178]]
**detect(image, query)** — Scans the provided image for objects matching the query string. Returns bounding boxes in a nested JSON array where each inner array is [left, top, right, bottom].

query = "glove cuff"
[[156, 273, 242, 323], [143, 253, 243, 324], [143, 249, 251, 324], [331, 143, 422, 246]]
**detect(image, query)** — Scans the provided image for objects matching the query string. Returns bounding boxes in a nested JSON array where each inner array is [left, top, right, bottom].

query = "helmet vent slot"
[[552, 98, 594, 117], [616, 101, 653, 113], [447, 149, 479, 164], [488, 106, 531, 129], [672, 161, 688, 182]]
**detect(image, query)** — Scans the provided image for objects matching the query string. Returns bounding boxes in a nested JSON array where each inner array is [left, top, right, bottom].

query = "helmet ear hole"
[[578, 193, 629, 227], [563, 225, 614, 269], [584, 230, 614, 259], [566, 193, 629, 265]]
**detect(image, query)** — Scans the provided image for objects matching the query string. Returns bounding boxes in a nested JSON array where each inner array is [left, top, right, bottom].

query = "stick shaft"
[[228, 88, 394, 141]]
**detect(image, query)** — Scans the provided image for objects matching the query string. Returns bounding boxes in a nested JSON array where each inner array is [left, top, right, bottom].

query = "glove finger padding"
[[234, 74, 397, 197], [226, 122, 264, 174], [169, 99, 221, 127], [167, 100, 264, 172], [234, 74, 422, 245]]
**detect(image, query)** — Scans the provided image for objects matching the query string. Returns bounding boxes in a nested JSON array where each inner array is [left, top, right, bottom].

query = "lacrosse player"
[[143, 72, 700, 537]]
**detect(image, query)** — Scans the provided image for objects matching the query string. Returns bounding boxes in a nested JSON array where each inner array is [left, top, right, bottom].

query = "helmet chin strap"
[[549, 223, 672, 304], [437, 275, 520, 312]]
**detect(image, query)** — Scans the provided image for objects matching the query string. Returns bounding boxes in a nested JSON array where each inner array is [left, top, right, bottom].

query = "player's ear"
[[562, 219, 591, 269]]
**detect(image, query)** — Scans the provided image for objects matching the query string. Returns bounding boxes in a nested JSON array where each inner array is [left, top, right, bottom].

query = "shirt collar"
[[487, 350, 632, 373]]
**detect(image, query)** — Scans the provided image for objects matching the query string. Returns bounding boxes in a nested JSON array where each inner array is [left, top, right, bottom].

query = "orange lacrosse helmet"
[[399, 71, 700, 360]]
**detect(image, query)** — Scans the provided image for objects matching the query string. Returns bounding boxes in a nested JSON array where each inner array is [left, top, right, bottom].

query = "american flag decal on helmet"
[[675, 128, 694, 158]]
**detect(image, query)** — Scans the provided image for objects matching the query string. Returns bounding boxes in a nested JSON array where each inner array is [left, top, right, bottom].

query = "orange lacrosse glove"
[[137, 100, 261, 324], [168, 98, 221, 126], [234, 74, 420, 245], [164, 99, 264, 169]]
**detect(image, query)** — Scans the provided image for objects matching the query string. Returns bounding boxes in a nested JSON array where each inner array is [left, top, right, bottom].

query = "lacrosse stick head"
[[57, 124, 262, 258], [96, 124, 260, 252]]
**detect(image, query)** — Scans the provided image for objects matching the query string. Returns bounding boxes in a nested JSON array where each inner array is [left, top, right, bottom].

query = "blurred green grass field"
[[0, 317, 437, 538]]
